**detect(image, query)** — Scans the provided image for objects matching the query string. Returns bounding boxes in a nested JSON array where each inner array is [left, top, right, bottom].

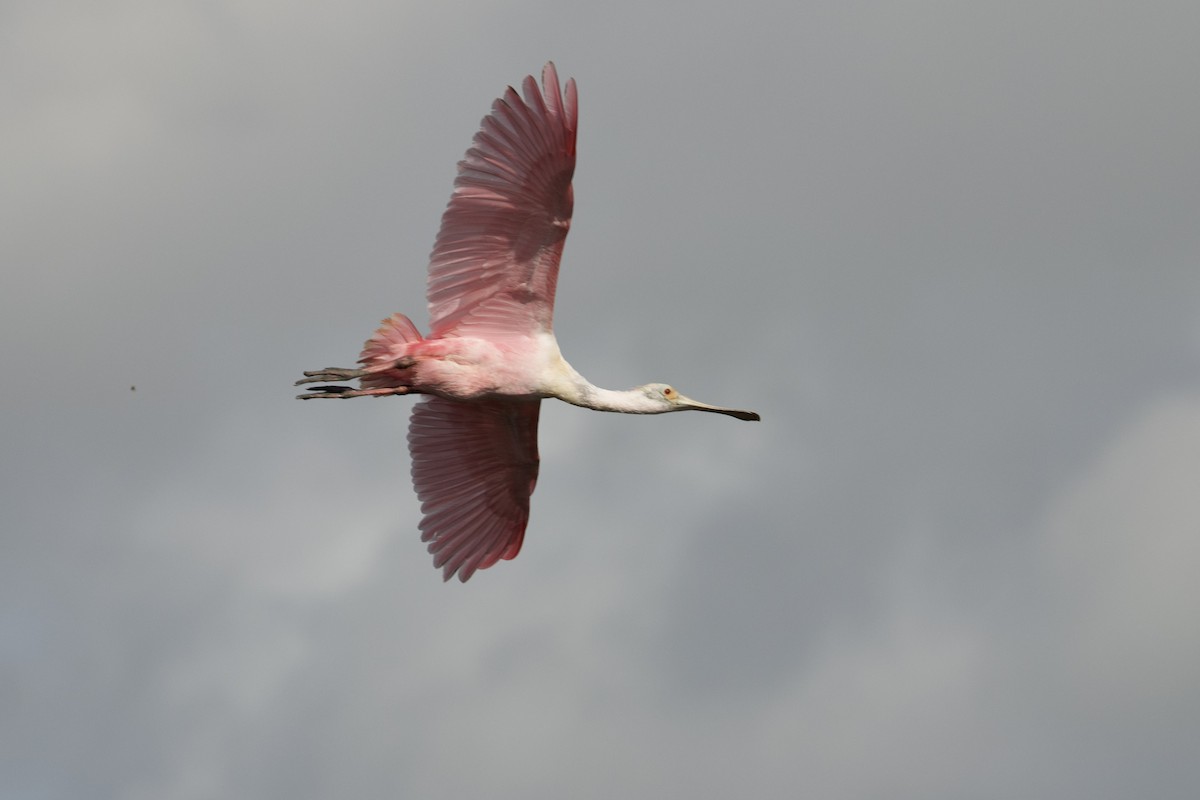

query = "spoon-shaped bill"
[[679, 396, 761, 422]]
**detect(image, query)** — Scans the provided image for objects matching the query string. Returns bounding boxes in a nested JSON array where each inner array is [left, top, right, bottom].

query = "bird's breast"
[[411, 334, 563, 401]]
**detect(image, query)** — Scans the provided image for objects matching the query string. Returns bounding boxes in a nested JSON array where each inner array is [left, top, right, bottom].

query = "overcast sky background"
[[4, 2, 1200, 798]]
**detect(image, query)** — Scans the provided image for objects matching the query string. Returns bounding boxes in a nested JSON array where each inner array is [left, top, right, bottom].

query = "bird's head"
[[638, 383, 760, 421]]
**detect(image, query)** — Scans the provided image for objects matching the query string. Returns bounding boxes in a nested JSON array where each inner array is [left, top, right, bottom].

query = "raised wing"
[[408, 396, 541, 581], [426, 62, 578, 338]]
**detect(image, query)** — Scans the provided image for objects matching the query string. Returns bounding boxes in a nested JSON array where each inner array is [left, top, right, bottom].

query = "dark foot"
[[295, 385, 411, 400], [294, 368, 368, 386]]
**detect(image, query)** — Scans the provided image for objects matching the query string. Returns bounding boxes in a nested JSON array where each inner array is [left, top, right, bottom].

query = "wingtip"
[[441, 563, 475, 583], [539, 62, 577, 138], [543, 62, 567, 91]]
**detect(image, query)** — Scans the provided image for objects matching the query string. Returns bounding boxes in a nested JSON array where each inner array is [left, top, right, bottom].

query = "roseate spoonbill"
[[296, 63, 759, 581]]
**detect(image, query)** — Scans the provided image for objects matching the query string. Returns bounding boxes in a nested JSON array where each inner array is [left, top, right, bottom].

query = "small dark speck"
[[130, 386, 136, 392]]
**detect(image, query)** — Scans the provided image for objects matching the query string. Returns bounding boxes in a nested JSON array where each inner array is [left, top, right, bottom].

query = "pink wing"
[[426, 62, 578, 338], [408, 396, 541, 582]]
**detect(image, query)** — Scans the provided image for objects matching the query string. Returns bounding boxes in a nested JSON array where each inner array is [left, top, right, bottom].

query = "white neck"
[[552, 360, 661, 414], [564, 383, 661, 414]]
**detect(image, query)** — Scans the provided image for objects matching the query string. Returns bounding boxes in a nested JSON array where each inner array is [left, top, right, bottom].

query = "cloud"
[[5, 1, 1200, 798], [1042, 394, 1200, 712]]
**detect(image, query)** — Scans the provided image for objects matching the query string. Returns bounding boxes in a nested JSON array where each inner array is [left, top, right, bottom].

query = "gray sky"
[[4, 2, 1200, 797]]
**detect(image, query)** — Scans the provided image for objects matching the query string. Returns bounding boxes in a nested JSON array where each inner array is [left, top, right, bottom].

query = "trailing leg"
[[295, 383, 412, 400], [294, 312, 426, 400], [295, 367, 368, 385]]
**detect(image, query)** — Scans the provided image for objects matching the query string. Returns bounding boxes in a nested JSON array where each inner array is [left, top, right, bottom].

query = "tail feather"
[[358, 313, 424, 388]]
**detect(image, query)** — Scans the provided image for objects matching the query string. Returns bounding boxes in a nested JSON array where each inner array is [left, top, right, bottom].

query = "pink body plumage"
[[296, 64, 758, 581]]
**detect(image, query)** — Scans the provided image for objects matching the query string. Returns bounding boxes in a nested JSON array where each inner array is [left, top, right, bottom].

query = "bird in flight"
[[296, 63, 759, 581]]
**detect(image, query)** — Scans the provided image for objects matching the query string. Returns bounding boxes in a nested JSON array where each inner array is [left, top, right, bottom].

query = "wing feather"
[[426, 62, 578, 338], [408, 396, 541, 582]]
